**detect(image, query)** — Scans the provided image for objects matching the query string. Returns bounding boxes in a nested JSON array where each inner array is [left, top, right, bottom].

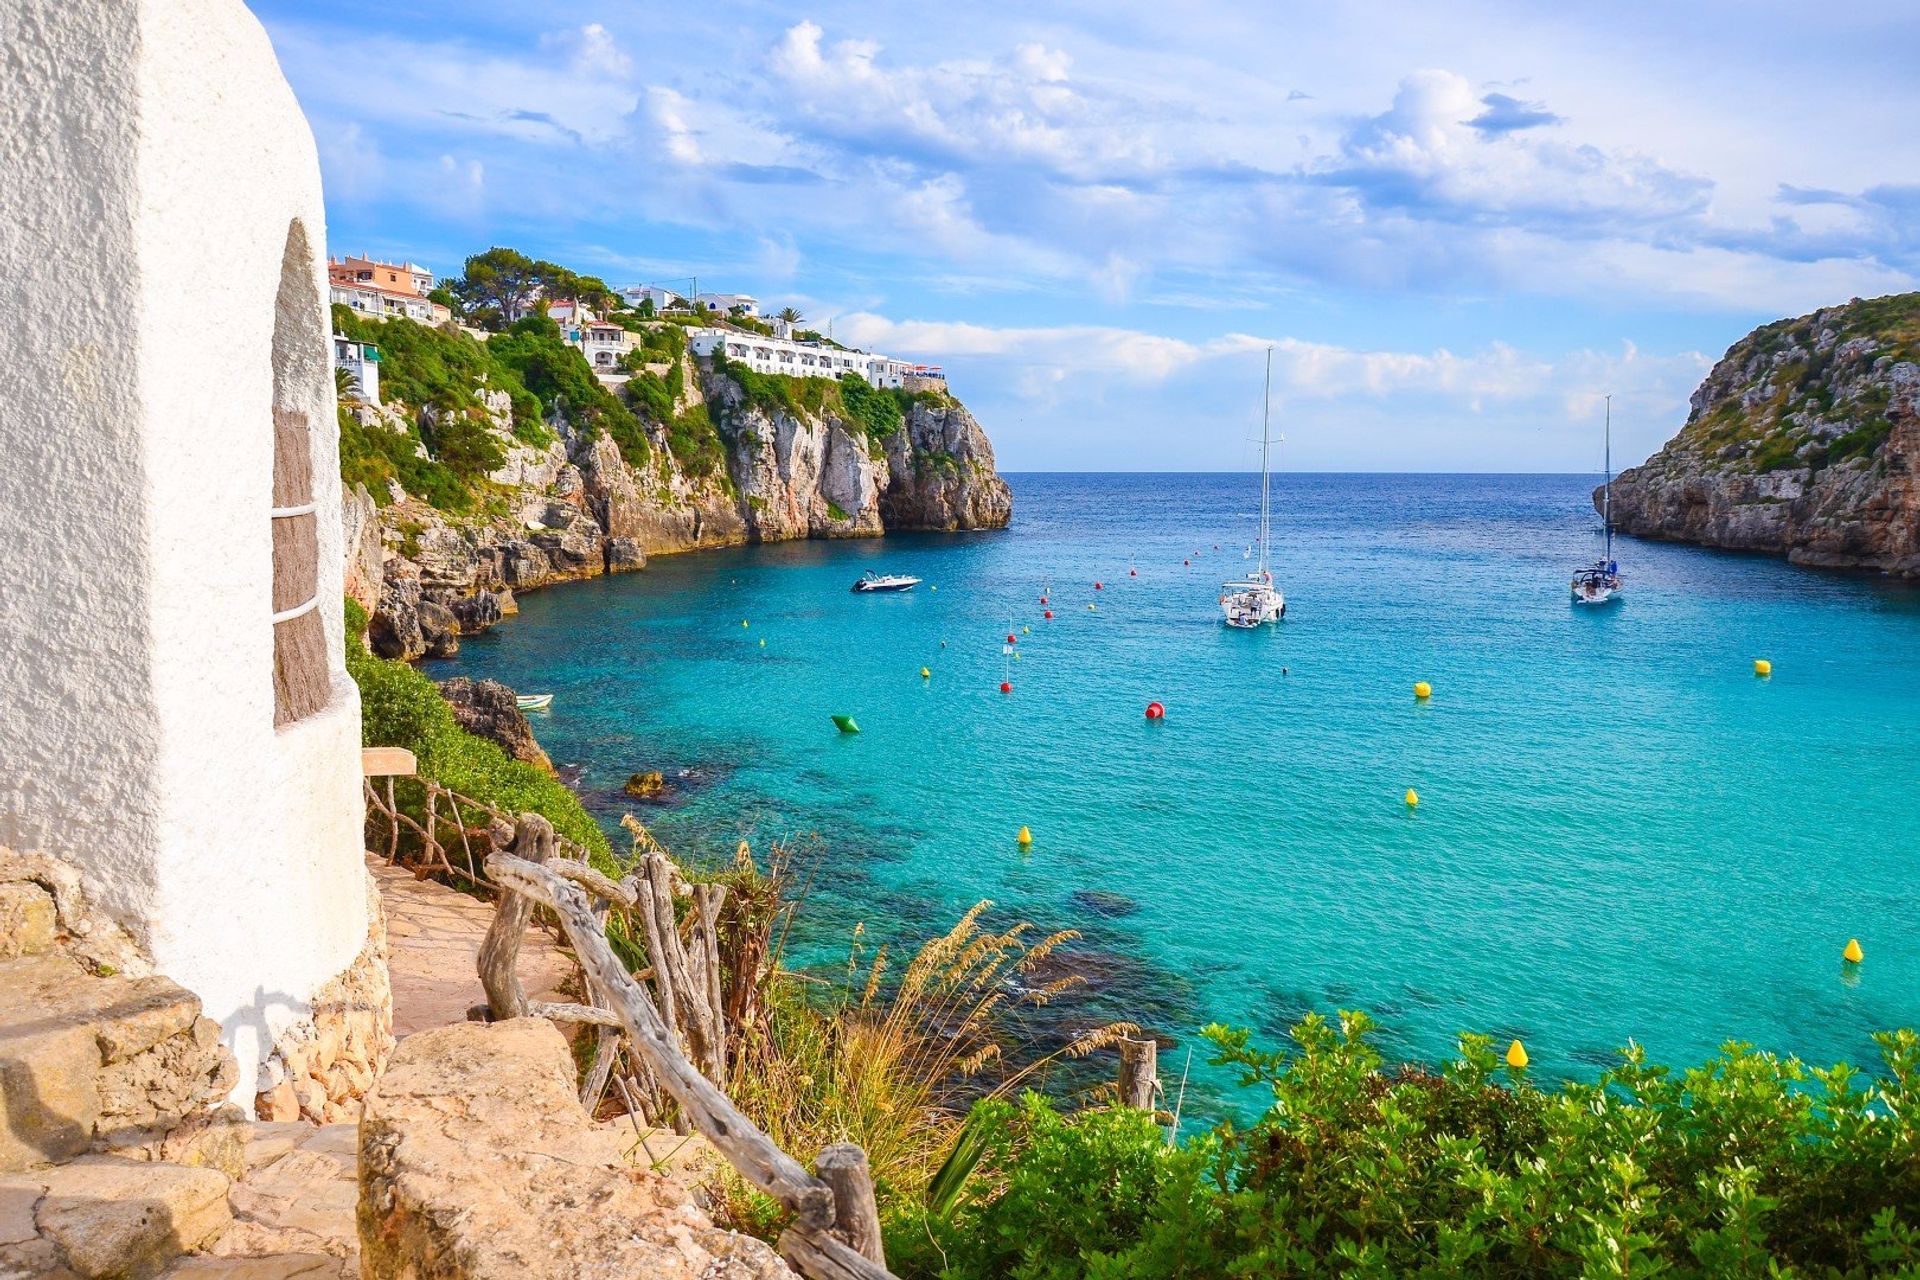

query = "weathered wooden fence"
[[361, 767, 1166, 1280], [478, 812, 895, 1280]]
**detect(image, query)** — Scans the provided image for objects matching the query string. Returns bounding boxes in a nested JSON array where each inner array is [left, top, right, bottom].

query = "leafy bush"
[[344, 599, 610, 862], [337, 405, 475, 512], [488, 315, 650, 467], [839, 374, 906, 442], [894, 1011, 1920, 1279]]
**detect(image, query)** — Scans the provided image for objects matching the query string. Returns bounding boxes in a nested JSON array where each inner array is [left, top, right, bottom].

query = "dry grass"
[[604, 819, 1135, 1233]]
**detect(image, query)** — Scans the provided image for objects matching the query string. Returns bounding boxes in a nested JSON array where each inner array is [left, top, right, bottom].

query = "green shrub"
[[893, 1011, 1920, 1279], [344, 599, 610, 864], [488, 316, 650, 467]]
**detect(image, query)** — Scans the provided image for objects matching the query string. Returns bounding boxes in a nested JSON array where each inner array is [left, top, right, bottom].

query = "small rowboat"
[[516, 693, 553, 711]]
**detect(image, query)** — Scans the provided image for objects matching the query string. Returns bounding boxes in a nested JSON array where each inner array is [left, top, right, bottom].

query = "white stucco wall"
[[0, 0, 369, 1103]]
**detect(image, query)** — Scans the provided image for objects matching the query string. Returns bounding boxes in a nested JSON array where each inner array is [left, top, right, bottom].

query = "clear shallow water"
[[432, 473, 1920, 1112]]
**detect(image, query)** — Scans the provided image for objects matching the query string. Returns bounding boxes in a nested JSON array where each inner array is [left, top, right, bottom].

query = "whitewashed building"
[[696, 292, 759, 317], [3, 0, 382, 1107], [685, 328, 940, 390], [333, 333, 380, 403], [620, 284, 687, 312]]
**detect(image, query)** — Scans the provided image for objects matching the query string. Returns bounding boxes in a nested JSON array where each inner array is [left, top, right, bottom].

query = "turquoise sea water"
[[431, 473, 1920, 1113]]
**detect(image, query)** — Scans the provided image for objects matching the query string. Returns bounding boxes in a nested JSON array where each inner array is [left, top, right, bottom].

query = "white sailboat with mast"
[[1571, 394, 1624, 605], [1221, 347, 1285, 628]]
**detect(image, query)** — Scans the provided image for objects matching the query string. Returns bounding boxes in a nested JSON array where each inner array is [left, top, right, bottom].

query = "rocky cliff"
[[351, 342, 1011, 660], [1605, 293, 1920, 574]]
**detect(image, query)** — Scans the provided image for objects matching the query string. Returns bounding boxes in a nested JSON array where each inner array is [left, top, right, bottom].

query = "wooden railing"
[[477, 812, 896, 1280]]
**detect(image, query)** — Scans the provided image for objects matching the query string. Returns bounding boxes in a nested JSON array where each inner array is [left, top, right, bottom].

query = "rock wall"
[[359, 348, 1012, 660], [255, 872, 394, 1125], [1607, 293, 1920, 575]]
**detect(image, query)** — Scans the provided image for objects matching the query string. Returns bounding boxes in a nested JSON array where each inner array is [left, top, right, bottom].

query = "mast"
[[1603, 394, 1613, 565], [1259, 347, 1273, 580]]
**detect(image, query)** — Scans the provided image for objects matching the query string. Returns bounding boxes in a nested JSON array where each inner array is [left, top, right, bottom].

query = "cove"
[[428, 472, 1920, 1109]]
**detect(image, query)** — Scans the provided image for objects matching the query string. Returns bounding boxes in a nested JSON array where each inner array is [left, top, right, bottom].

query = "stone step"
[[0, 1156, 231, 1279], [0, 954, 235, 1173]]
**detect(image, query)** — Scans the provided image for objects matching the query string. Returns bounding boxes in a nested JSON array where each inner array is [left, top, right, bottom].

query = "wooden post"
[[1118, 1037, 1158, 1110], [477, 814, 555, 1021], [816, 1144, 885, 1266]]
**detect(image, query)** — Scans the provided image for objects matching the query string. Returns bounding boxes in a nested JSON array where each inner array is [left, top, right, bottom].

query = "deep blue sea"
[[430, 473, 1920, 1113]]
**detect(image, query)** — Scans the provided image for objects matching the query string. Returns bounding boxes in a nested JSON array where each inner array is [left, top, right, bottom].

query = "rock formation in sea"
[[1605, 293, 1920, 574], [351, 344, 1012, 660]]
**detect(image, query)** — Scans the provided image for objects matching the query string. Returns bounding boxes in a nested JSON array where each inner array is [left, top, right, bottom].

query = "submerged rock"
[[623, 770, 670, 801], [1070, 889, 1140, 919]]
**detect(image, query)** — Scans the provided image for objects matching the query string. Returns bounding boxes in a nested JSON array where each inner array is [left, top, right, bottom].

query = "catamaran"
[[1221, 348, 1285, 628], [1572, 394, 1624, 606]]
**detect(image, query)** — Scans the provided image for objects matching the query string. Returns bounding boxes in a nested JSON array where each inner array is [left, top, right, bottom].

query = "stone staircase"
[[1, 862, 359, 1279]]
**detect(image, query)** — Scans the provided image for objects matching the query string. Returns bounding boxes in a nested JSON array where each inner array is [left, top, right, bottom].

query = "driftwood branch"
[[816, 1144, 885, 1265], [525, 1001, 625, 1028], [778, 1228, 897, 1280], [478, 816, 555, 1020], [486, 849, 836, 1231]]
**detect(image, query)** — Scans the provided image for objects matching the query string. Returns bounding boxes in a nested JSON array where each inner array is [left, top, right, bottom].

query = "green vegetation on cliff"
[[892, 1013, 1920, 1280], [343, 598, 611, 862], [1673, 292, 1919, 476]]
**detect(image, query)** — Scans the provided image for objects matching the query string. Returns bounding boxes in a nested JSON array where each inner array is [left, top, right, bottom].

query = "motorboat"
[[852, 572, 922, 593], [515, 693, 553, 711]]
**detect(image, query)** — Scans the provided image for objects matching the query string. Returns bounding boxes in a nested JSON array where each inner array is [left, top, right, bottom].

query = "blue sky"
[[252, 0, 1918, 471]]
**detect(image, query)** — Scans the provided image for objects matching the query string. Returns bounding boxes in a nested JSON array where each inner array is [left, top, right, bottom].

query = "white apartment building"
[[332, 333, 380, 403], [686, 328, 925, 388], [329, 279, 448, 325]]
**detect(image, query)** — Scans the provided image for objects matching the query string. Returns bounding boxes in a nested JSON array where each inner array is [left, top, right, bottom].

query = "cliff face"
[[354, 351, 1011, 660], [1606, 293, 1920, 574]]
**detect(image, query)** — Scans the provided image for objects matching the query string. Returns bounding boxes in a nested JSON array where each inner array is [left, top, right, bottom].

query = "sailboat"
[[1221, 348, 1285, 628], [1571, 394, 1624, 606]]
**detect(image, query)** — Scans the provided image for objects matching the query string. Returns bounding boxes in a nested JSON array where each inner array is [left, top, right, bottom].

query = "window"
[[271, 220, 331, 727]]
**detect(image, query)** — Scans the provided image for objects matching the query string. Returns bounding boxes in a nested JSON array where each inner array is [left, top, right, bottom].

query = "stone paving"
[[158, 860, 582, 1276], [369, 856, 576, 1037]]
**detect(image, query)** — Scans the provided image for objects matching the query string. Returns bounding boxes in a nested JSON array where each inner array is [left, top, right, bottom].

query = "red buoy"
[[1095, 581, 1104, 590], [999, 681, 1012, 694], [1129, 568, 1138, 576], [1039, 595, 1048, 604], [1005, 633, 1017, 644], [1183, 559, 1190, 566], [1145, 701, 1165, 720], [1043, 610, 1053, 619]]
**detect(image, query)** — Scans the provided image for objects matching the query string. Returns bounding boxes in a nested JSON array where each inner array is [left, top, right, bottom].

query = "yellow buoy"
[[1414, 681, 1432, 700], [1506, 1039, 1529, 1069], [1017, 826, 1033, 846], [759, 638, 766, 648], [1754, 659, 1772, 676], [741, 620, 750, 628], [1022, 626, 1031, 635], [1405, 788, 1420, 807], [1088, 603, 1098, 611], [1844, 938, 1864, 963], [920, 666, 931, 678]]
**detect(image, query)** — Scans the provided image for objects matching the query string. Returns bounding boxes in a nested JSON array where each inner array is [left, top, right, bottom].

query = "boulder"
[[357, 1019, 792, 1280], [624, 770, 668, 800], [29, 1157, 231, 1279], [436, 678, 552, 772]]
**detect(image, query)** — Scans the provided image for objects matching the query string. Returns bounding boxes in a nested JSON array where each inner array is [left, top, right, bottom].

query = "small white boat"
[[515, 693, 553, 711], [1222, 348, 1286, 629], [851, 572, 922, 593], [1571, 395, 1624, 606]]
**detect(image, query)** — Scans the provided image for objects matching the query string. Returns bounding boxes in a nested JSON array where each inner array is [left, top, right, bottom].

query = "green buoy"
[[831, 715, 860, 734]]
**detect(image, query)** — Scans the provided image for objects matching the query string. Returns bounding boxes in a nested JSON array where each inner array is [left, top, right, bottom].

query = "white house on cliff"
[[1, 0, 384, 1110]]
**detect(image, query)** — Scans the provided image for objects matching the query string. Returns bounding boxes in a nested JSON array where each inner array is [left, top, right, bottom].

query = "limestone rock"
[[1609, 294, 1920, 575], [436, 678, 552, 772], [339, 484, 384, 614], [0, 884, 55, 959], [357, 1019, 792, 1280], [881, 398, 1014, 532], [624, 770, 668, 800], [31, 1157, 231, 1279]]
